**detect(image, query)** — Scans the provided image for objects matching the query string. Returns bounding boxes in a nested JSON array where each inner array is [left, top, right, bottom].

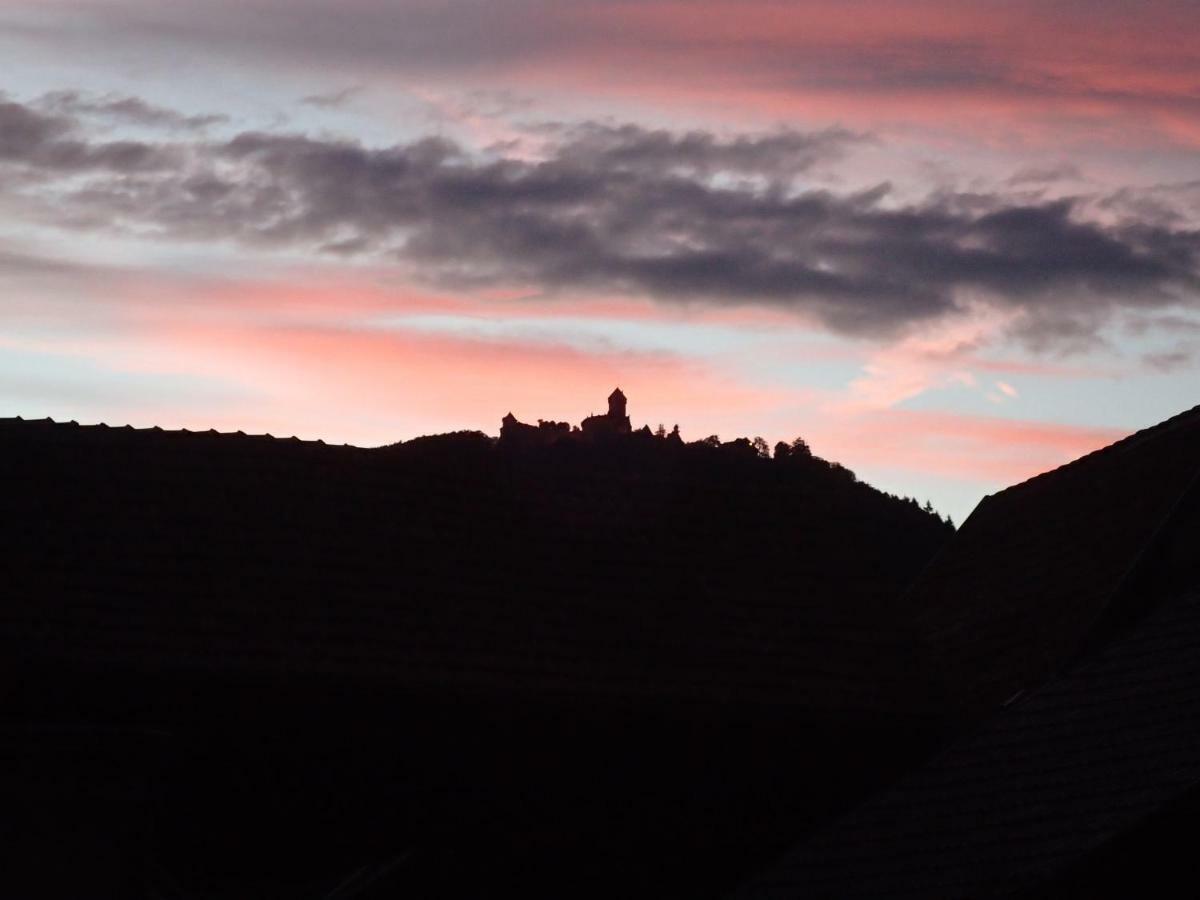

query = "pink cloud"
[[519, 1, 1200, 148], [967, 357, 1121, 379], [839, 306, 1018, 411], [13, 0, 1200, 152], [807, 408, 1125, 484]]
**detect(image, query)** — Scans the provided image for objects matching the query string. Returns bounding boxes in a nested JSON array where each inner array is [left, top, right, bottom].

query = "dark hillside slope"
[[3, 418, 948, 707], [0, 416, 950, 898]]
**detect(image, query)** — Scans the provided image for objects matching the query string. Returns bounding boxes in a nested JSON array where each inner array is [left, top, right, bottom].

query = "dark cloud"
[[0, 246, 87, 280], [0, 99, 72, 161], [299, 86, 364, 109], [38, 91, 228, 130], [1096, 180, 1200, 229], [2, 94, 1199, 343], [548, 123, 864, 180], [31, 0, 577, 71], [1124, 312, 1200, 339], [1005, 163, 1084, 186], [1143, 346, 1197, 372], [0, 96, 181, 172]]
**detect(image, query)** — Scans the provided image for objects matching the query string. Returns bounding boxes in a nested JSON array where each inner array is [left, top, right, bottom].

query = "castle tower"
[[581, 388, 632, 439], [608, 388, 627, 420]]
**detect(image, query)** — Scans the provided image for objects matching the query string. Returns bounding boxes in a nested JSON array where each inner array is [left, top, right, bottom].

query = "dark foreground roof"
[[735, 403, 1200, 899], [738, 584, 1200, 900], [0, 415, 949, 712], [905, 403, 1200, 710]]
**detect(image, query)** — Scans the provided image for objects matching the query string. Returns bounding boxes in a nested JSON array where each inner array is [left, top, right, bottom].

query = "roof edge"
[[990, 403, 1200, 499]]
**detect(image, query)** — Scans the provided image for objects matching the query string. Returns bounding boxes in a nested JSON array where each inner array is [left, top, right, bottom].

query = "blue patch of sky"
[[889, 308, 1199, 431], [854, 466, 990, 524], [367, 311, 767, 356], [0, 345, 252, 423]]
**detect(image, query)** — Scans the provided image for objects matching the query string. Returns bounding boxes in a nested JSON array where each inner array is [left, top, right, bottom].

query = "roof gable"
[[906, 404, 1200, 710]]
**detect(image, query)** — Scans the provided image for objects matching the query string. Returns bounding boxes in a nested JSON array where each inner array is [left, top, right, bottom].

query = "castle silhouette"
[[501, 387, 656, 446]]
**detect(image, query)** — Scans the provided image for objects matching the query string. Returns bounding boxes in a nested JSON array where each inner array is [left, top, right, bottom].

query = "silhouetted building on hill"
[[501, 387, 634, 446], [500, 412, 571, 447], [583, 385, 633, 436]]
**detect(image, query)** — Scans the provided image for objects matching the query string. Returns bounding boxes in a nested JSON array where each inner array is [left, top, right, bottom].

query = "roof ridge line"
[[987, 402, 1200, 498], [0, 415, 344, 448]]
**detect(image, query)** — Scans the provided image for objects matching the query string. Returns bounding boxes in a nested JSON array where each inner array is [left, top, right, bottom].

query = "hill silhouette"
[[1, 393, 951, 898], [4, 396, 951, 706]]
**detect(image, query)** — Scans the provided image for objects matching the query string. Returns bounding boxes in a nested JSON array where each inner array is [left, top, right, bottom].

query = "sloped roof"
[[906, 403, 1200, 710], [0, 416, 949, 713], [737, 583, 1200, 900]]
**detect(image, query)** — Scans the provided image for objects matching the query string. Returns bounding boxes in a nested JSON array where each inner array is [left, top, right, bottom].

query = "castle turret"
[[608, 388, 627, 420], [582, 388, 632, 439]]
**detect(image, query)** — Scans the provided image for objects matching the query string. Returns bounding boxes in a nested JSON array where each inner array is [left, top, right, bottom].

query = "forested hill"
[[2, 414, 954, 898], [2, 414, 950, 710]]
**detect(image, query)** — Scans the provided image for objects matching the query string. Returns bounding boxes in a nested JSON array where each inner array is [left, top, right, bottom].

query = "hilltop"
[[3, 391, 951, 708], [1, 392, 952, 899]]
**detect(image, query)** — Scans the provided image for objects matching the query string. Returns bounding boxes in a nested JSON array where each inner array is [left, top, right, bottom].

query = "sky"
[[2, 0, 1198, 522]]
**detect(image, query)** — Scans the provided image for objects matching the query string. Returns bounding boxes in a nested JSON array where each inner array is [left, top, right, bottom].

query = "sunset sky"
[[3, 0, 1199, 521]]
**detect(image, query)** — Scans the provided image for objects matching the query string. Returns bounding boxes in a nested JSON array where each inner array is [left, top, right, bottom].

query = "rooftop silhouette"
[[741, 403, 1200, 899]]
